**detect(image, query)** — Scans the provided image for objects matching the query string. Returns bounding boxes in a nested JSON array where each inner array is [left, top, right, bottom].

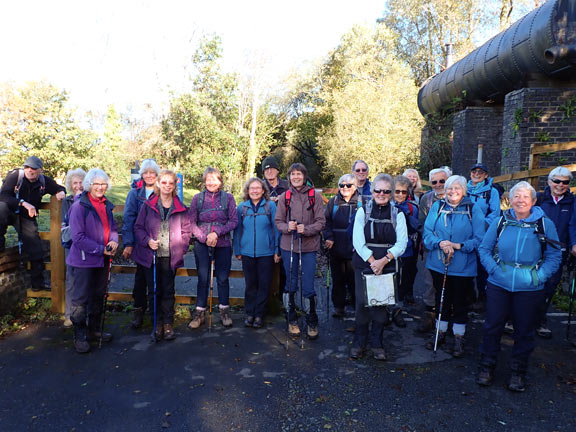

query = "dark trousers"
[[70, 265, 109, 330], [194, 241, 232, 308], [144, 257, 176, 324], [0, 203, 45, 287], [398, 255, 418, 302], [475, 254, 488, 299], [330, 255, 355, 309], [537, 265, 563, 326], [479, 282, 546, 371], [242, 255, 274, 318], [354, 269, 388, 348], [132, 264, 149, 310], [431, 271, 473, 325]]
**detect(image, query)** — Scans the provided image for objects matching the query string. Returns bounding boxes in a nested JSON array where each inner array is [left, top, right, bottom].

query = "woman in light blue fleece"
[[423, 175, 485, 357], [476, 181, 561, 392], [351, 173, 407, 361]]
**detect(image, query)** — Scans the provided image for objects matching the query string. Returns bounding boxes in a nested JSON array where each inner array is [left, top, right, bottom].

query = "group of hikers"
[[1, 155, 575, 393]]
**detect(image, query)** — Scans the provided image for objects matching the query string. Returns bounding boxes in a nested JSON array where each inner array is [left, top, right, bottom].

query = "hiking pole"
[[99, 250, 113, 349], [566, 257, 575, 341], [325, 251, 331, 322], [151, 251, 158, 343], [298, 232, 305, 349], [433, 253, 451, 354], [208, 246, 215, 332]]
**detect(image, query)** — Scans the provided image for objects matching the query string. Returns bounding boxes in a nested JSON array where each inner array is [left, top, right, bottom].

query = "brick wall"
[[452, 107, 504, 177], [501, 88, 576, 190]]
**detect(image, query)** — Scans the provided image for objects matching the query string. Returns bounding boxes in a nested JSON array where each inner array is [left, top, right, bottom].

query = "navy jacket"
[[323, 192, 361, 259], [122, 184, 153, 247], [537, 187, 576, 256]]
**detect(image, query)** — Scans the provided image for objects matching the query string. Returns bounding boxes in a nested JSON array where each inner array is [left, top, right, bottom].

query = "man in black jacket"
[[0, 156, 66, 290]]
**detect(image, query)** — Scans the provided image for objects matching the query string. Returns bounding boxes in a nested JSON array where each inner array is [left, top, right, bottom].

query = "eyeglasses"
[[431, 179, 446, 185], [550, 178, 570, 185], [471, 169, 486, 175], [373, 189, 392, 195], [339, 183, 354, 188], [160, 181, 175, 186], [394, 190, 408, 195], [91, 183, 108, 188], [355, 168, 367, 173]]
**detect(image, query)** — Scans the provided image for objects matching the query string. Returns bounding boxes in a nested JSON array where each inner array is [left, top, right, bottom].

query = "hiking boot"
[[87, 330, 113, 343], [307, 323, 319, 340], [452, 335, 464, 358], [288, 321, 300, 337], [476, 364, 495, 386], [507, 373, 526, 392], [392, 309, 407, 328], [244, 315, 254, 327], [425, 331, 446, 350], [131, 307, 144, 329], [253, 317, 263, 328], [163, 323, 176, 341], [220, 308, 233, 328], [154, 325, 164, 341], [73, 326, 90, 354], [188, 309, 205, 329], [536, 325, 552, 339], [418, 311, 435, 333], [504, 322, 514, 334], [350, 346, 364, 360], [63, 318, 73, 328], [332, 308, 345, 318], [372, 347, 387, 361]]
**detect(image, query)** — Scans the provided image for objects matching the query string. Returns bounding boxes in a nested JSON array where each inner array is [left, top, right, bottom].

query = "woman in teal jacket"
[[234, 178, 280, 328], [476, 181, 561, 392], [423, 175, 485, 357]]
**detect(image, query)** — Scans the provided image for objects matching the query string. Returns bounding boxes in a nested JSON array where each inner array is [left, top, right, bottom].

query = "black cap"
[[262, 156, 279, 171], [24, 156, 43, 170], [470, 163, 488, 173]]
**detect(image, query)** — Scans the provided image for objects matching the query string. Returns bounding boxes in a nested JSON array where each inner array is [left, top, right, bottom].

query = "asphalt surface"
[[1, 259, 576, 432]]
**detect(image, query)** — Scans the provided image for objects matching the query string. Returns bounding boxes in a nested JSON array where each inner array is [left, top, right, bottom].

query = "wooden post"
[[528, 143, 541, 190], [49, 196, 66, 313]]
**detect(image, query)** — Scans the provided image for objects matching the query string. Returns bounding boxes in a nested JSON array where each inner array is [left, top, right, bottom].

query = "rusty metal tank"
[[417, 0, 576, 117]]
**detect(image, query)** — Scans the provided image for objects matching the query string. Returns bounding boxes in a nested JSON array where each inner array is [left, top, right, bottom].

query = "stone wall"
[[0, 247, 28, 315], [501, 88, 576, 189]]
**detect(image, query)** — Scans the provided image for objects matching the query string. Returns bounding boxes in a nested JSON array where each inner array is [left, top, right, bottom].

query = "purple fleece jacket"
[[131, 195, 192, 269], [189, 190, 238, 247]]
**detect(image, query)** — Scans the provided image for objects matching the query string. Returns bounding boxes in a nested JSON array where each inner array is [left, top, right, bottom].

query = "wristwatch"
[[19, 199, 25, 206]]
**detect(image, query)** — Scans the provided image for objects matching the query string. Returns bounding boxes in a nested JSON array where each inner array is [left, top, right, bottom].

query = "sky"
[[1, 0, 386, 117]]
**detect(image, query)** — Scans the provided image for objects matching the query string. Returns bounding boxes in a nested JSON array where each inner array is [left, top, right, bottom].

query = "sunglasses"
[[550, 178, 570, 185], [339, 183, 354, 188], [355, 168, 368, 173], [373, 189, 392, 195], [431, 179, 446, 185], [160, 181, 175, 186], [394, 190, 408, 195]]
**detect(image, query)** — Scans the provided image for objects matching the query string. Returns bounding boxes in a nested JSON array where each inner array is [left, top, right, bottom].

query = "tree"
[[96, 105, 127, 182], [0, 81, 96, 180]]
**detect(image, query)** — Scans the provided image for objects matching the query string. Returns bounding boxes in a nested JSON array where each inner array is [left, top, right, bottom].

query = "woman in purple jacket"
[[66, 169, 119, 354], [132, 170, 192, 341], [188, 167, 238, 329]]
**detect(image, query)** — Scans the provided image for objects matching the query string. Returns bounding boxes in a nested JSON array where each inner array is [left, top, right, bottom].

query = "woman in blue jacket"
[[477, 181, 561, 392], [67, 169, 119, 354], [423, 175, 484, 357], [121, 159, 160, 329], [234, 178, 280, 328], [132, 170, 192, 341]]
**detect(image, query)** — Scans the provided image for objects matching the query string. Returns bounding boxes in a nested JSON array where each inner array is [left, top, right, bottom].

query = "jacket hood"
[[509, 205, 545, 223]]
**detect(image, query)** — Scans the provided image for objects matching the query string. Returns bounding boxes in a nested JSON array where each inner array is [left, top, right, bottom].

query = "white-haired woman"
[[61, 168, 87, 327], [66, 169, 118, 353], [533, 167, 576, 338], [423, 175, 484, 357], [323, 173, 362, 317], [477, 181, 561, 391], [122, 158, 161, 329], [403, 168, 423, 204], [351, 174, 407, 360]]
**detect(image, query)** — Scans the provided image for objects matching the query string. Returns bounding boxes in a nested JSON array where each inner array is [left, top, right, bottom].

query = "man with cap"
[[0, 156, 66, 290], [262, 156, 289, 203], [467, 162, 501, 310]]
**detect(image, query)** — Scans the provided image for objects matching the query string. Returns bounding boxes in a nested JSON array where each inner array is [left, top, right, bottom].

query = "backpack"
[[196, 190, 229, 224], [284, 188, 316, 220], [363, 200, 398, 243], [13, 168, 46, 200], [433, 199, 473, 229]]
